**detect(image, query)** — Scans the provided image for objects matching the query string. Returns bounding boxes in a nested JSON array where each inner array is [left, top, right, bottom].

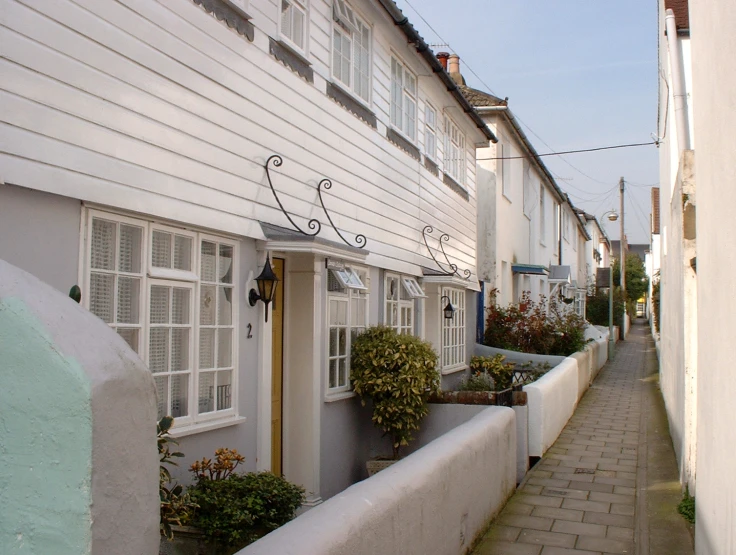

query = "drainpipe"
[[665, 9, 691, 153]]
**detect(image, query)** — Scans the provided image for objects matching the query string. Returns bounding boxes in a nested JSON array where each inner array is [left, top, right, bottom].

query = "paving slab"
[[471, 321, 695, 555]]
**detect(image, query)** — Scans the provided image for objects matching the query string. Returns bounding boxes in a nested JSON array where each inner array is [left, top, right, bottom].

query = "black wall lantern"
[[441, 295, 455, 320], [249, 257, 279, 322]]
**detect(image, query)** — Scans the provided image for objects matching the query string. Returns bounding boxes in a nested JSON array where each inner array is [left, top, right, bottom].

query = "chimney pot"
[[436, 52, 449, 71]]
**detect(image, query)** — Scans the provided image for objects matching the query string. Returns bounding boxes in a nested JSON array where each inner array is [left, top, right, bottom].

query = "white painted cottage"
[[0, 0, 495, 502], [449, 64, 590, 321]]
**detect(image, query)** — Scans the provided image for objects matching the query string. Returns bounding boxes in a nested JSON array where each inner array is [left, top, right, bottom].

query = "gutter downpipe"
[[375, 0, 497, 144], [665, 9, 691, 153]]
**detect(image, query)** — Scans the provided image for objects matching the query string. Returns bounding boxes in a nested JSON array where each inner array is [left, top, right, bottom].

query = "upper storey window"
[[391, 56, 417, 142], [332, 0, 371, 102], [280, 0, 307, 53], [444, 116, 466, 185]]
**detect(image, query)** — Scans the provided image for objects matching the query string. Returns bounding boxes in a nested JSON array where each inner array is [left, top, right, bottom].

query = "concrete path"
[[472, 320, 694, 555]]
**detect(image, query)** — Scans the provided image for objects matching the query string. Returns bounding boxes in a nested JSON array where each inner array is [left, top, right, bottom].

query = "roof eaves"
[[498, 108, 567, 203], [374, 0, 498, 143]]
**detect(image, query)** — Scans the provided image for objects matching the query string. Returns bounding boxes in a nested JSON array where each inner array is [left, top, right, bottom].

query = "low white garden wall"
[[524, 358, 579, 457], [238, 407, 516, 555]]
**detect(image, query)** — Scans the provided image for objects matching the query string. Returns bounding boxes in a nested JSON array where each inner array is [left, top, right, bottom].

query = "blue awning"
[[512, 264, 548, 275]]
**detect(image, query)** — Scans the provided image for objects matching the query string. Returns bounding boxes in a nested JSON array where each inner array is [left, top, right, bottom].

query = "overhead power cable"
[[477, 141, 656, 161]]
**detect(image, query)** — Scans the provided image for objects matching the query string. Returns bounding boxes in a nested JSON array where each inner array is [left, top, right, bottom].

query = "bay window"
[[85, 211, 238, 426], [441, 287, 466, 371], [385, 273, 425, 335], [327, 266, 368, 394]]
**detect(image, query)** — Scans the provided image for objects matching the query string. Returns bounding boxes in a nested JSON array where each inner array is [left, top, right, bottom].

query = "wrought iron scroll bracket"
[[439, 233, 472, 279], [422, 225, 471, 280], [265, 155, 321, 236], [318, 178, 367, 249]]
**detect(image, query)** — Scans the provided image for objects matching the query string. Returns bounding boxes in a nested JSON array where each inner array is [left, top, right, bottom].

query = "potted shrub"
[[350, 326, 441, 475]]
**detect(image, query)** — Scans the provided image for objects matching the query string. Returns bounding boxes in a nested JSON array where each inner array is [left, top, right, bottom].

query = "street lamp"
[[602, 210, 619, 360]]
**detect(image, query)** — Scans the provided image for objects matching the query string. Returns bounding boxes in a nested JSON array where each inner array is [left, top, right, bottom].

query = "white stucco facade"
[[688, 1, 736, 553], [656, 0, 698, 494]]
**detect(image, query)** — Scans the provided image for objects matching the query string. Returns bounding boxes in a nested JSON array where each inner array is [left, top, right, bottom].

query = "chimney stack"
[[436, 52, 449, 71], [447, 54, 465, 85], [448, 54, 460, 75]]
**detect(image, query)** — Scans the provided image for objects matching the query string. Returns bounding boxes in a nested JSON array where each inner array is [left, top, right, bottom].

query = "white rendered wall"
[[524, 358, 579, 458], [689, 1, 736, 552], [238, 407, 516, 555]]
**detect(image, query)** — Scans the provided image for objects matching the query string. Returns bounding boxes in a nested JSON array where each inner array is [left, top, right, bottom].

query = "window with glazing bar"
[[390, 56, 417, 141], [327, 266, 368, 393], [332, 0, 371, 102], [441, 287, 466, 371], [85, 211, 237, 427]]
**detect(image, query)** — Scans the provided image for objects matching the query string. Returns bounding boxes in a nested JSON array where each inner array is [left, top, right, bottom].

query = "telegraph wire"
[[477, 141, 656, 161]]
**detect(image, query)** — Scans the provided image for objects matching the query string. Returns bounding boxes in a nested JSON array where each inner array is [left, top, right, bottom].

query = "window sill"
[[170, 416, 247, 438], [324, 390, 357, 403], [441, 364, 468, 376], [269, 37, 314, 83]]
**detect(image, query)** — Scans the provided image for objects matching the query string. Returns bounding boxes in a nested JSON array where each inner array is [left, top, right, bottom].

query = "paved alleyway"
[[473, 321, 694, 555]]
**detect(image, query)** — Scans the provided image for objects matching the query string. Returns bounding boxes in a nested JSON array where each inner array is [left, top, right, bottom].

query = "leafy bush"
[[187, 449, 305, 551], [484, 289, 588, 356], [652, 277, 660, 333], [350, 326, 441, 459], [188, 473, 305, 549], [678, 487, 695, 524], [158, 417, 197, 540], [458, 371, 495, 391], [468, 354, 515, 390], [585, 288, 625, 328]]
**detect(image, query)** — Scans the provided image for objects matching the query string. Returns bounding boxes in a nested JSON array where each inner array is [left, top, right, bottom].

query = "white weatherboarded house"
[[0, 0, 495, 502]]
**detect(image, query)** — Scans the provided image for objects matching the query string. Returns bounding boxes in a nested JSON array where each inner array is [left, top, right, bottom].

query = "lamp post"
[[602, 210, 619, 360]]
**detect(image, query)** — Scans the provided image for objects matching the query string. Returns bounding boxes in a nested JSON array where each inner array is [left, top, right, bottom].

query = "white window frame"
[[384, 273, 425, 336], [424, 102, 438, 161], [444, 115, 466, 185], [84, 211, 148, 355], [146, 278, 196, 427], [390, 55, 417, 142], [326, 266, 369, 396], [539, 184, 547, 246], [332, 1, 371, 103], [441, 287, 466, 372], [500, 141, 512, 200], [82, 210, 239, 430], [279, 0, 308, 55]]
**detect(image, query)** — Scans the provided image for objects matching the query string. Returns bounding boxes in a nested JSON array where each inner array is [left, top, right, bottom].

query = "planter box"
[[366, 459, 398, 476], [159, 527, 216, 555]]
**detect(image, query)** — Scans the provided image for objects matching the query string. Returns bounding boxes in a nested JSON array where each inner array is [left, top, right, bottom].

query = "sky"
[[393, 0, 659, 245]]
